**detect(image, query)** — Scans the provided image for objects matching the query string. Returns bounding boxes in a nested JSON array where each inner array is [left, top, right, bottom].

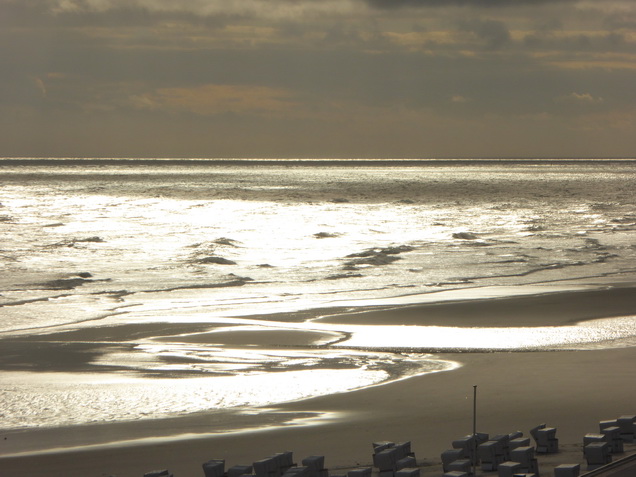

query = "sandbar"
[[1, 285, 636, 476]]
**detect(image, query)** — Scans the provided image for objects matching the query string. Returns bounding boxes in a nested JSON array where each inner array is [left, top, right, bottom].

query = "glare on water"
[[2, 159, 636, 432]]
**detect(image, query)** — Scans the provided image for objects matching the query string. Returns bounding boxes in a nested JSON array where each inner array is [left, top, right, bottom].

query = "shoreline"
[[2, 346, 635, 476], [1, 284, 636, 476], [315, 284, 636, 327]]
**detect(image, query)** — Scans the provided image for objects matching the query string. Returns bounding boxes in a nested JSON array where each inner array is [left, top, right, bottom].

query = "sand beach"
[[2, 286, 636, 477]]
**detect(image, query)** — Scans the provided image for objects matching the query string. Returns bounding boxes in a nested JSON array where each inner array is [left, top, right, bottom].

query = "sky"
[[1, 0, 635, 158]]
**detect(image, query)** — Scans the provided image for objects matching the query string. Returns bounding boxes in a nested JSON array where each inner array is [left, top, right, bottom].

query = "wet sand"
[[1, 286, 636, 476]]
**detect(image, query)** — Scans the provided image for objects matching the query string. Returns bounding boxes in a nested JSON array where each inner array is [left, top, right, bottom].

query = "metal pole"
[[473, 385, 477, 477]]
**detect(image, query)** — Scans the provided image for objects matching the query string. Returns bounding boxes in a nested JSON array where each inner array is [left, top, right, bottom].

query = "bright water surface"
[[1, 158, 636, 432]]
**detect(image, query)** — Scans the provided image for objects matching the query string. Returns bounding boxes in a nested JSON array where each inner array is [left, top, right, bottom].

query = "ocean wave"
[[610, 216, 636, 224], [486, 258, 529, 264], [36, 277, 93, 290], [212, 237, 242, 247], [135, 276, 255, 293], [3, 160, 636, 348], [47, 236, 105, 248], [0, 273, 97, 293], [524, 224, 546, 232], [313, 232, 341, 239], [346, 245, 414, 259], [452, 232, 479, 240], [186, 238, 244, 266], [325, 273, 364, 280], [593, 253, 619, 263], [343, 245, 414, 269], [195, 256, 237, 265]]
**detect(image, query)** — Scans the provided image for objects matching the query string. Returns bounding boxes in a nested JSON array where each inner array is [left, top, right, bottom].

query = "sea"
[[1, 158, 636, 438]]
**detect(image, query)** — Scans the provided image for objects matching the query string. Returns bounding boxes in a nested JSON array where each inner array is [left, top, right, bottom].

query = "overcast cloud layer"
[[1, 0, 635, 157]]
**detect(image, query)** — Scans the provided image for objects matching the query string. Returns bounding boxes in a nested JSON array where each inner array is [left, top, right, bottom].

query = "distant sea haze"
[[1, 158, 636, 431]]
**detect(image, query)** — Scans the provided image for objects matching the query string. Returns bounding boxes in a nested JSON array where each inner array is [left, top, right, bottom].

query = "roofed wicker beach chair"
[[584, 441, 612, 470], [202, 460, 225, 477], [617, 415, 636, 443], [301, 455, 328, 477], [530, 423, 558, 454], [553, 463, 580, 477]]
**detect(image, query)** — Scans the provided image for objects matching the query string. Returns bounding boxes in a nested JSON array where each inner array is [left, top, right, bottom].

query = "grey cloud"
[[0, 1, 233, 28], [365, 0, 578, 8], [19, 0, 361, 23], [2, 0, 635, 158], [522, 30, 633, 54], [604, 13, 636, 30], [0, 1, 50, 27], [457, 18, 511, 49]]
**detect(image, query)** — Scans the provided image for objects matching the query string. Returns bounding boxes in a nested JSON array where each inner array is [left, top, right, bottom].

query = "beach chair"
[[447, 459, 471, 475], [553, 463, 580, 477], [372, 441, 395, 453], [490, 434, 511, 461], [584, 442, 612, 470], [396, 456, 416, 471], [202, 460, 225, 477], [254, 457, 280, 477], [393, 441, 414, 460], [498, 461, 523, 477], [302, 455, 327, 477], [452, 435, 478, 465], [394, 468, 419, 477], [529, 424, 545, 441], [509, 438, 531, 451], [600, 426, 624, 453], [509, 446, 538, 475], [476, 432, 490, 444], [617, 415, 636, 442], [534, 427, 558, 454], [583, 434, 605, 448], [599, 419, 617, 432], [302, 456, 324, 470], [374, 447, 399, 472], [273, 452, 296, 474], [478, 440, 505, 471], [441, 449, 465, 472]]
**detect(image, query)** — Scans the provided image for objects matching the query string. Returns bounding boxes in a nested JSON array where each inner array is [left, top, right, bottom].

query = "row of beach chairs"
[[439, 414, 636, 477], [440, 424, 570, 477], [142, 415, 636, 477], [144, 452, 325, 477], [371, 441, 419, 477], [583, 414, 636, 470], [143, 442, 419, 477]]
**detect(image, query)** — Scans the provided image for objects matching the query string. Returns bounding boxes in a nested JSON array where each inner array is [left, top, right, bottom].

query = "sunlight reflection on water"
[[122, 313, 636, 352], [3, 161, 636, 435], [326, 317, 636, 350], [0, 369, 383, 429], [0, 353, 456, 430]]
